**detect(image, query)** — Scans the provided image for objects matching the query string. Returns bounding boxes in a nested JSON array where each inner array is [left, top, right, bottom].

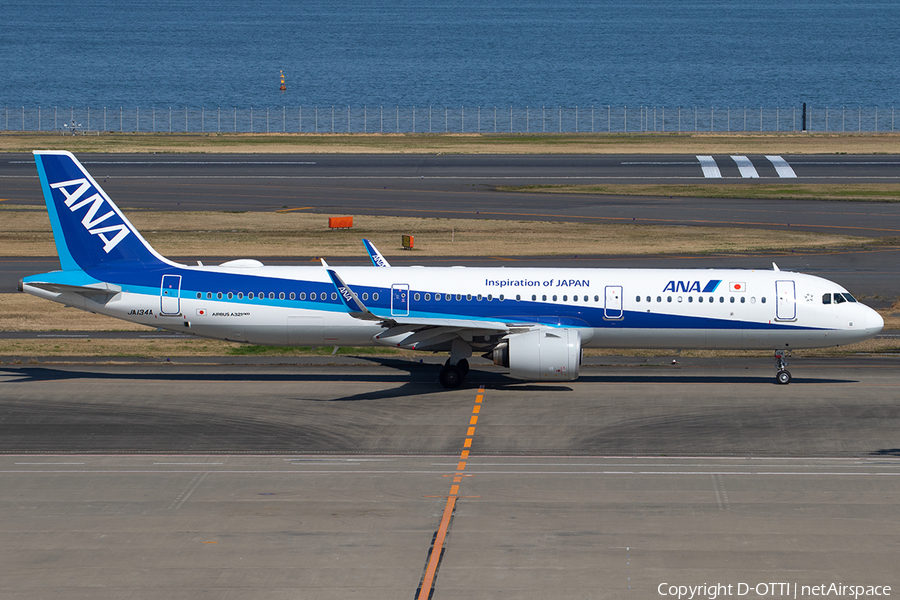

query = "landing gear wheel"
[[457, 359, 470, 377], [776, 370, 792, 385], [439, 365, 463, 389]]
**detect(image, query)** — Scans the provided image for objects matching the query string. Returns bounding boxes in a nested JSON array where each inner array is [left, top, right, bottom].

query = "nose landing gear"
[[775, 350, 792, 385]]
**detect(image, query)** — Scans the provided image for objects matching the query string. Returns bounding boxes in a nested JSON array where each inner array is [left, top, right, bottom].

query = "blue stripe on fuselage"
[[72, 264, 825, 332]]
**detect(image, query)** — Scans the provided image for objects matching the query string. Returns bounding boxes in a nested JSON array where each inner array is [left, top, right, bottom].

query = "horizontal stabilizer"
[[24, 281, 121, 299]]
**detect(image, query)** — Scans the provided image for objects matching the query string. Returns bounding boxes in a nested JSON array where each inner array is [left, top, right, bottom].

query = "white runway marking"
[[767, 155, 797, 177], [731, 155, 760, 178], [697, 155, 722, 178]]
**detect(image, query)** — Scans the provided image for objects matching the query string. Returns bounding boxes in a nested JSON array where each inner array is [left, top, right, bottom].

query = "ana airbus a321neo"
[[20, 151, 884, 387]]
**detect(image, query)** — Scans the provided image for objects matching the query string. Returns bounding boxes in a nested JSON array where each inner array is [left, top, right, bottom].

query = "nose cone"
[[866, 307, 884, 336]]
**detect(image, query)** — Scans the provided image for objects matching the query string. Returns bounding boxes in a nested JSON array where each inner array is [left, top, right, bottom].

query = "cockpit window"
[[834, 293, 846, 304], [822, 294, 831, 305], [843, 293, 858, 303]]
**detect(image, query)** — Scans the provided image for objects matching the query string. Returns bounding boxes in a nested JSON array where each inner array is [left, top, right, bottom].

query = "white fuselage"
[[24, 265, 884, 351]]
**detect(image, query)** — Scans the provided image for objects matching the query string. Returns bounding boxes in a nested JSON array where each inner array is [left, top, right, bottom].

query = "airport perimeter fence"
[[3, 105, 898, 135]]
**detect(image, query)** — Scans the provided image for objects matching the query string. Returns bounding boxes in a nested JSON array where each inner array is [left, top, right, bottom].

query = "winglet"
[[362, 239, 391, 267], [772, 262, 780, 271], [324, 267, 385, 322]]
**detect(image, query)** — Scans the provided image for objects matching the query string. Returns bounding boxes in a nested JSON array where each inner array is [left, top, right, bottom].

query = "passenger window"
[[227, 292, 233, 299], [467, 294, 472, 301], [657, 296, 662, 303], [730, 296, 735, 303], [239, 292, 244, 300], [310, 292, 317, 300], [414, 293, 421, 301], [594, 295, 599, 302], [689, 296, 694, 303], [456, 294, 462, 301], [553, 295, 558, 301], [373, 293, 379, 301], [542, 295, 547, 301], [299, 292, 306, 300], [646, 296, 651, 302], [331, 292, 337, 300], [217, 292, 223, 299], [196, 292, 202, 299], [667, 296, 672, 302], [677, 296, 683, 303], [563, 295, 568, 301], [499, 294, 505, 301], [279, 292, 285, 300], [636, 296, 641, 302], [258, 292, 264, 299], [424, 293, 430, 301], [268, 292, 275, 300], [750, 297, 756, 304], [289, 292, 295, 300], [248, 292, 254, 299], [740, 296, 746, 303], [761, 297, 766, 303], [531, 295, 536, 301], [206, 292, 212, 299]]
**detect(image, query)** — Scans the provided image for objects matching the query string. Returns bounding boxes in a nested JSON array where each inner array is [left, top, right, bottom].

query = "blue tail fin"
[[34, 150, 170, 271]]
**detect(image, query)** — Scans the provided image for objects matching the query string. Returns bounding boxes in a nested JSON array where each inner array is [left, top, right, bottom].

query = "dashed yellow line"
[[417, 386, 486, 600]]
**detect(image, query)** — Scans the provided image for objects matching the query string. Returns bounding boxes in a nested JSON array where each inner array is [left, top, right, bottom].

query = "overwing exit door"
[[604, 285, 623, 319], [391, 284, 409, 316]]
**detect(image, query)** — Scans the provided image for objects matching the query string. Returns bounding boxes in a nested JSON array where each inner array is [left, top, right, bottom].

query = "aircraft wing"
[[324, 265, 518, 349]]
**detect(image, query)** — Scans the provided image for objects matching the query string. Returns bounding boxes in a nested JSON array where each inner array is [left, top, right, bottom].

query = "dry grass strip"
[[0, 208, 876, 258], [3, 131, 900, 155]]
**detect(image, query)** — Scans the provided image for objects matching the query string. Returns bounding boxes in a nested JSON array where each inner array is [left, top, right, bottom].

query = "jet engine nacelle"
[[492, 328, 582, 381]]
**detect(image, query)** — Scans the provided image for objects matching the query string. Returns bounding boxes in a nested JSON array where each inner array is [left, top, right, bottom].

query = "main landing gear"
[[439, 339, 473, 389], [775, 350, 792, 385], [439, 358, 469, 389]]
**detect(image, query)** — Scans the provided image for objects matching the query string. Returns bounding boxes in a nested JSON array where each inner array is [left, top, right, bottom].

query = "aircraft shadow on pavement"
[[870, 448, 900, 456], [0, 365, 857, 390]]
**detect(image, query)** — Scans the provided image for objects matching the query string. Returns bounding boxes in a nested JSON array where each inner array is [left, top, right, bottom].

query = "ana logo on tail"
[[51, 178, 131, 253]]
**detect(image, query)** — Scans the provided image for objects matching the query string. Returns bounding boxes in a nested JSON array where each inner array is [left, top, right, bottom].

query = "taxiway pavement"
[[1, 360, 899, 598]]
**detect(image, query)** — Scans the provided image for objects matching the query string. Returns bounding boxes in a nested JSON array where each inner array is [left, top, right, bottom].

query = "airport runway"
[[3, 153, 900, 238], [1, 360, 899, 598]]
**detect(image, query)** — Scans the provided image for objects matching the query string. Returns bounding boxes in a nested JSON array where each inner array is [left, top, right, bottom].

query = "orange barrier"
[[328, 216, 353, 229]]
